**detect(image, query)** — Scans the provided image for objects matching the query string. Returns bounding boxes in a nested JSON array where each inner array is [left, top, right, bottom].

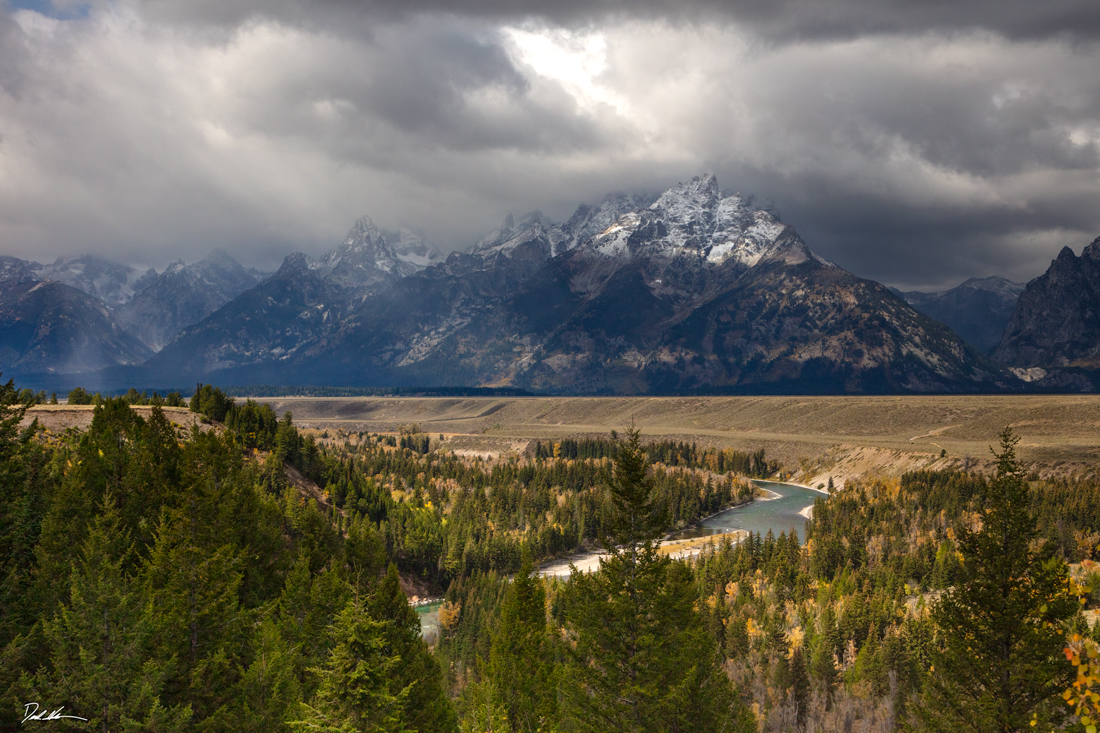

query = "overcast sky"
[[1, 0, 1098, 289]]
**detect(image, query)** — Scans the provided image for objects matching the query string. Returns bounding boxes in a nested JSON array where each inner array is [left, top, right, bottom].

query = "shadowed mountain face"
[[144, 217, 437, 376], [0, 250, 262, 373], [993, 238, 1100, 371], [115, 250, 260, 352], [146, 175, 1017, 394], [0, 280, 152, 374], [895, 276, 1025, 353]]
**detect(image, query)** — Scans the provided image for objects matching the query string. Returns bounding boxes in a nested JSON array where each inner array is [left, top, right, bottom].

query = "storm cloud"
[[1, 0, 1098, 288]]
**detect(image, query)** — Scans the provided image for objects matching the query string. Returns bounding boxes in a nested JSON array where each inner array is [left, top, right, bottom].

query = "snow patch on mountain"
[[472, 211, 556, 259], [591, 212, 639, 258], [393, 229, 442, 268], [34, 255, 149, 307]]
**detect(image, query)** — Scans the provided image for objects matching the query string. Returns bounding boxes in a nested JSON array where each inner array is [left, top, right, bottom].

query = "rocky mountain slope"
[[0, 249, 262, 373], [895, 276, 1025, 353], [144, 217, 439, 376], [148, 175, 1018, 394], [115, 250, 261, 351], [993, 239, 1100, 381], [0, 280, 152, 374], [33, 255, 150, 307]]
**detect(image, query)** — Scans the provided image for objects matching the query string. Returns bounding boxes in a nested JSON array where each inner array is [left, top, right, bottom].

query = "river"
[[416, 600, 443, 642], [418, 480, 827, 634], [670, 479, 825, 541]]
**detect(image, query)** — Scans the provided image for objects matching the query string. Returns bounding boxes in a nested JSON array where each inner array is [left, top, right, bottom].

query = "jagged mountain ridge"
[[894, 276, 1025, 353], [115, 250, 263, 352], [148, 175, 1017, 394], [144, 217, 442, 374], [33, 255, 149, 308], [0, 250, 265, 373], [993, 239, 1100, 377]]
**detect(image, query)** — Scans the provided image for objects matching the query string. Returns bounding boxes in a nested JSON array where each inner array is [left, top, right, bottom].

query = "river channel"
[[417, 480, 826, 635], [668, 480, 825, 541], [416, 600, 443, 643]]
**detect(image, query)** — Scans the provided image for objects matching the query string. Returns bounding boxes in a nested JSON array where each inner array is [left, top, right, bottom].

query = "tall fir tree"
[[488, 550, 555, 732], [223, 610, 301, 733], [34, 492, 191, 732], [0, 374, 41, 730], [370, 564, 458, 733], [560, 427, 752, 733], [0, 373, 43, 646], [459, 676, 509, 733], [911, 428, 1078, 733], [141, 452, 248, 726], [289, 598, 408, 733]]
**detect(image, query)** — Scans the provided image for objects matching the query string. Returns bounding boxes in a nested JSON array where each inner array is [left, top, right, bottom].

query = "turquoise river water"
[[416, 480, 825, 635], [692, 479, 824, 539]]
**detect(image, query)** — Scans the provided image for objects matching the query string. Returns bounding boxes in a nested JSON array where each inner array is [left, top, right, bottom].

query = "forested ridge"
[[3, 377, 1100, 731], [0, 379, 763, 731]]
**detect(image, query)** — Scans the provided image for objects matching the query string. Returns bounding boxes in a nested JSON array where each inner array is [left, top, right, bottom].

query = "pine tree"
[[0, 373, 40, 646], [0, 372, 28, 494], [560, 427, 751, 733], [788, 645, 811, 727], [142, 480, 246, 723], [459, 676, 510, 733], [371, 564, 458, 732], [224, 611, 301, 733], [488, 550, 554, 732], [35, 492, 191, 732], [289, 598, 408, 733], [911, 428, 1078, 732]]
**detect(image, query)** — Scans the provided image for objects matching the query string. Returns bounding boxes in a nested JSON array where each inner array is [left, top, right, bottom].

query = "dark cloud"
[[135, 0, 1100, 43], [0, 1, 1098, 292]]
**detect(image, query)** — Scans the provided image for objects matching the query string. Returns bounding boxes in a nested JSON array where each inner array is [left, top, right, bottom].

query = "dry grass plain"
[[19, 405, 211, 433], [264, 394, 1100, 485]]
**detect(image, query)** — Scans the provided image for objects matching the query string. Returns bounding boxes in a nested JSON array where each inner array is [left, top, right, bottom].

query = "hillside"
[[895, 276, 1024, 353]]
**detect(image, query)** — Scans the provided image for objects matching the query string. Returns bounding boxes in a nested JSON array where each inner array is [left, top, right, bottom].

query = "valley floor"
[[258, 393, 1100, 485]]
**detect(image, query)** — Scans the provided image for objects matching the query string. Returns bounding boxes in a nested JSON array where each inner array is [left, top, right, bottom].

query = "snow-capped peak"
[[473, 210, 554, 258], [309, 215, 418, 289], [326, 216, 390, 264], [557, 192, 651, 256], [649, 173, 720, 230], [571, 174, 827, 271]]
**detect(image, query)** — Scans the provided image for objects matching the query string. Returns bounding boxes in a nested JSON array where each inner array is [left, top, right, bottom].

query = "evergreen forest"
[[1, 376, 1099, 732]]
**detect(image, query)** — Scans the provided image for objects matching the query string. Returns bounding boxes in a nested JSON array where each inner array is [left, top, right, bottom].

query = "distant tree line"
[[223, 384, 536, 398], [533, 437, 778, 477], [67, 386, 187, 407]]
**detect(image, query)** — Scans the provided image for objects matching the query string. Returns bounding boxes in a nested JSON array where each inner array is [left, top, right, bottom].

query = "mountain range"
[[893, 276, 1026, 354], [1, 174, 1096, 394], [0, 251, 266, 373], [140, 175, 1017, 394]]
